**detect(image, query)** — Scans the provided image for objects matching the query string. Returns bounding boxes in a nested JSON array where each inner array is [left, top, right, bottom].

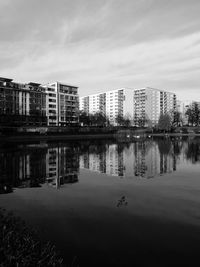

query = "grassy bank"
[[0, 207, 64, 267]]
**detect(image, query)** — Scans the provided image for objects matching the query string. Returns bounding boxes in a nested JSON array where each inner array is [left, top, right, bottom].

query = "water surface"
[[0, 137, 200, 266]]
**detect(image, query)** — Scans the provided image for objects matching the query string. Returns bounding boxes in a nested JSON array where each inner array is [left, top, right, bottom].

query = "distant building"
[[176, 99, 185, 126], [133, 87, 177, 127], [80, 87, 177, 126], [80, 88, 134, 125], [0, 77, 47, 126], [43, 81, 79, 126]]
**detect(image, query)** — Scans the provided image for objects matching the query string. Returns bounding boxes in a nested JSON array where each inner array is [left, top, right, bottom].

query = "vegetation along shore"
[[0, 208, 64, 267]]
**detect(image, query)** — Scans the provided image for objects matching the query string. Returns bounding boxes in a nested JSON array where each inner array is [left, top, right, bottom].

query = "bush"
[[0, 208, 64, 267], [194, 128, 200, 134], [181, 127, 188, 133]]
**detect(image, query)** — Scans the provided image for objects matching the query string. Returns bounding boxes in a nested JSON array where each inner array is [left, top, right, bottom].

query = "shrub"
[[181, 127, 188, 133], [0, 208, 64, 267]]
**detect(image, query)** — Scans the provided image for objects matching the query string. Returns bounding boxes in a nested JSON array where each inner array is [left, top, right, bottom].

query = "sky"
[[0, 0, 200, 102]]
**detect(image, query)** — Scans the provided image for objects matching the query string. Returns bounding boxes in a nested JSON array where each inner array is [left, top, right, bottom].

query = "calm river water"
[[0, 136, 200, 266]]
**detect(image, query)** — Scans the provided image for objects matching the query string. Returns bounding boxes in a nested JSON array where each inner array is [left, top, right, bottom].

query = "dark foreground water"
[[0, 136, 200, 266]]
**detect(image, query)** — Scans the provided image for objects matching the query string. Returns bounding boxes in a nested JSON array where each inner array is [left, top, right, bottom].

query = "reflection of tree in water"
[[157, 138, 172, 155], [185, 139, 200, 163], [77, 140, 111, 155], [171, 139, 184, 171], [157, 138, 174, 174], [173, 139, 183, 156], [134, 140, 154, 177], [133, 138, 181, 178]]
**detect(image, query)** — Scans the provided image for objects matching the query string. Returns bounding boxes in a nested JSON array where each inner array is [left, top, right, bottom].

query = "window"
[[48, 88, 55, 92], [49, 99, 56, 103], [49, 104, 56, 108], [49, 93, 56, 97], [49, 116, 56, 120]]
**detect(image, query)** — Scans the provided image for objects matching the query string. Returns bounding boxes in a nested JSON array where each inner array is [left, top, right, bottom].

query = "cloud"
[[0, 0, 200, 102]]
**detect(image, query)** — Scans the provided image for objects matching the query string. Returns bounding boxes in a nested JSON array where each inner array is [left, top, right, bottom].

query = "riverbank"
[[0, 132, 200, 143], [1, 125, 200, 143], [0, 133, 117, 143], [0, 207, 64, 266]]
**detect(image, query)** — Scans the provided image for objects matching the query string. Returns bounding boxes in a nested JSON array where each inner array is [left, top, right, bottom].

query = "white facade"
[[80, 88, 134, 125], [44, 85, 58, 126], [133, 87, 177, 126], [80, 87, 177, 126], [43, 82, 79, 126]]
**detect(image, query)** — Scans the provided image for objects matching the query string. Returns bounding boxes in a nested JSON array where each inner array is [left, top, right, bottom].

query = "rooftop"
[[0, 77, 13, 82]]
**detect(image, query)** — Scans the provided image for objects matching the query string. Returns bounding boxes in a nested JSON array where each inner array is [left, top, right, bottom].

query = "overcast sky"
[[0, 0, 200, 101]]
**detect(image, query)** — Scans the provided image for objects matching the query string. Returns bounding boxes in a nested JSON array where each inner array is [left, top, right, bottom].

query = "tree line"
[[79, 101, 200, 129], [79, 111, 132, 127], [158, 102, 200, 132]]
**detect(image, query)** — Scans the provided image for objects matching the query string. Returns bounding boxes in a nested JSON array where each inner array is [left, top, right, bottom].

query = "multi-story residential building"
[[43, 84, 58, 126], [0, 77, 47, 126], [80, 87, 177, 126], [43, 81, 79, 126], [133, 87, 177, 127], [176, 100, 185, 126], [27, 82, 47, 124], [80, 88, 134, 125]]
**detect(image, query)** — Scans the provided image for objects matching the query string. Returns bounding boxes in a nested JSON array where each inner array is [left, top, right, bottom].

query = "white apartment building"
[[80, 88, 134, 125], [80, 87, 177, 127], [133, 87, 177, 127], [43, 81, 79, 126]]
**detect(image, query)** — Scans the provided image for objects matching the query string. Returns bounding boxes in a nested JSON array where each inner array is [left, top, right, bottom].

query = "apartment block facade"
[[43, 82, 79, 126], [80, 88, 134, 125], [133, 87, 177, 126], [0, 77, 47, 126]]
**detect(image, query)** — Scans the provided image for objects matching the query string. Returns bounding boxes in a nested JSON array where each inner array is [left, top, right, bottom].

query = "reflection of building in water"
[[0, 146, 47, 188], [0, 152, 30, 187], [80, 141, 177, 179], [46, 146, 79, 188], [46, 147, 59, 187], [0, 144, 80, 191], [106, 145, 124, 176], [134, 141, 177, 178], [28, 148, 47, 187], [81, 141, 182, 179], [80, 152, 106, 173], [80, 144, 124, 177], [134, 142, 162, 178], [134, 142, 148, 177]]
